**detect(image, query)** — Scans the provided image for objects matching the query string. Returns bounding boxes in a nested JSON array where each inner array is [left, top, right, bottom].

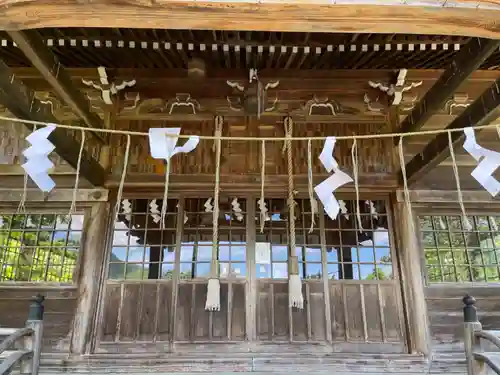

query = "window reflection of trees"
[[180, 198, 246, 280], [108, 199, 178, 280], [0, 213, 83, 282], [257, 199, 393, 280], [107, 197, 394, 281], [420, 215, 500, 283], [323, 200, 392, 280], [108, 198, 248, 280]]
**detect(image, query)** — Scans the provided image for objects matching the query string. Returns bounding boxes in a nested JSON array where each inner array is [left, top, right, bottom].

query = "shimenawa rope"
[[69, 129, 86, 218], [260, 140, 266, 233], [205, 115, 223, 311], [448, 131, 472, 231], [284, 116, 303, 309], [114, 135, 131, 225], [4, 114, 500, 141], [351, 138, 363, 232]]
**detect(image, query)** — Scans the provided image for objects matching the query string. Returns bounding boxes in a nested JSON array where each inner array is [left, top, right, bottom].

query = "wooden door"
[[95, 196, 407, 354], [253, 198, 407, 353], [95, 196, 249, 353]]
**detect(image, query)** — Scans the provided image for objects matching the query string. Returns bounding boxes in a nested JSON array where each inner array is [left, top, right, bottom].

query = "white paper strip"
[[339, 199, 349, 219], [122, 199, 132, 222], [204, 197, 213, 212], [149, 128, 200, 161], [231, 198, 244, 222], [318, 136, 339, 172], [21, 125, 56, 192], [149, 199, 161, 223], [463, 127, 500, 197], [255, 242, 271, 264], [314, 137, 353, 220]]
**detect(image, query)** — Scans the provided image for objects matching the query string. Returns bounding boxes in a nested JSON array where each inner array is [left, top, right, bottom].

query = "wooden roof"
[[1, 1, 500, 39], [0, 28, 499, 194], [1, 29, 499, 70]]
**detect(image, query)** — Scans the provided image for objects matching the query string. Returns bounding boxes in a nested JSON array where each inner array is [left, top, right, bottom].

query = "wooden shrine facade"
[[0, 27, 499, 373]]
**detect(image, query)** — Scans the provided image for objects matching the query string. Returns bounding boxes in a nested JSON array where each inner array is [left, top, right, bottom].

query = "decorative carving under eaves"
[[364, 93, 385, 114], [82, 66, 136, 105], [368, 69, 422, 106], [119, 93, 207, 116], [444, 93, 471, 115], [166, 94, 202, 115], [400, 94, 419, 112], [300, 96, 359, 116], [226, 69, 279, 117], [33, 92, 73, 118], [121, 97, 165, 115]]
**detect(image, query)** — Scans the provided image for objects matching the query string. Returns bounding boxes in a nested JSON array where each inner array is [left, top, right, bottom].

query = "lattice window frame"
[[0, 203, 87, 285]]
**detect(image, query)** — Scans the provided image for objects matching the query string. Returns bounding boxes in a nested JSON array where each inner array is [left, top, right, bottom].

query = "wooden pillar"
[[394, 201, 430, 355], [71, 201, 110, 354], [245, 194, 257, 341]]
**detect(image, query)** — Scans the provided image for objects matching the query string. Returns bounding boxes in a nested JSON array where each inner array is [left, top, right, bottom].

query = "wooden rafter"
[[7, 30, 106, 144], [395, 38, 500, 144], [402, 78, 500, 185], [1, 1, 500, 39], [0, 60, 106, 187]]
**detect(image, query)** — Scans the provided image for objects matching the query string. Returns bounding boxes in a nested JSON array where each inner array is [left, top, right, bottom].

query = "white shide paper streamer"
[[22, 125, 57, 192], [463, 127, 500, 197], [149, 128, 200, 161], [148, 128, 200, 225], [149, 199, 161, 223], [314, 137, 353, 220]]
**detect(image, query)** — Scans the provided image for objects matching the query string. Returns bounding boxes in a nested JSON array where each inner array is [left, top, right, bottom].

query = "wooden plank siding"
[[411, 203, 500, 354], [0, 286, 76, 352]]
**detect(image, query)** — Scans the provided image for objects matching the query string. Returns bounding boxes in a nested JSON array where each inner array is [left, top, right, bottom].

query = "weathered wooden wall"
[[0, 286, 76, 352], [109, 119, 393, 177], [409, 202, 500, 354], [97, 279, 405, 353], [425, 286, 500, 353]]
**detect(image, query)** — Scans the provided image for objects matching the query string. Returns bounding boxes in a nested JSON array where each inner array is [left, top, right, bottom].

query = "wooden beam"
[[7, 30, 106, 144], [396, 189, 500, 203], [0, 60, 107, 187], [11, 68, 500, 85], [0, 188, 108, 202], [1, 1, 500, 39], [395, 38, 500, 143], [402, 78, 500, 185]]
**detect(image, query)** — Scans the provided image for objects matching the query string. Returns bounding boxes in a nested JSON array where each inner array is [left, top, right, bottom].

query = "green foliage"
[[421, 216, 500, 283], [0, 214, 79, 282]]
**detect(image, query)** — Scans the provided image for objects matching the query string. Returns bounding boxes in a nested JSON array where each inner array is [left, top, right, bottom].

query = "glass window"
[[0, 212, 84, 282], [180, 198, 247, 280], [323, 200, 393, 280], [255, 199, 393, 280], [420, 215, 500, 283], [108, 198, 177, 280]]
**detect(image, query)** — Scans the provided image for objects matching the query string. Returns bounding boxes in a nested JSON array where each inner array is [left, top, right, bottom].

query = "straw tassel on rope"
[[69, 129, 86, 218], [205, 115, 223, 311], [351, 138, 363, 233], [448, 131, 472, 231], [18, 124, 37, 214], [307, 139, 317, 233], [114, 135, 131, 224], [397, 137, 418, 241], [284, 116, 303, 309], [260, 140, 267, 233]]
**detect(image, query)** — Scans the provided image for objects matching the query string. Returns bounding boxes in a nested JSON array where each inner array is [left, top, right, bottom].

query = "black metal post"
[[463, 294, 478, 323]]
